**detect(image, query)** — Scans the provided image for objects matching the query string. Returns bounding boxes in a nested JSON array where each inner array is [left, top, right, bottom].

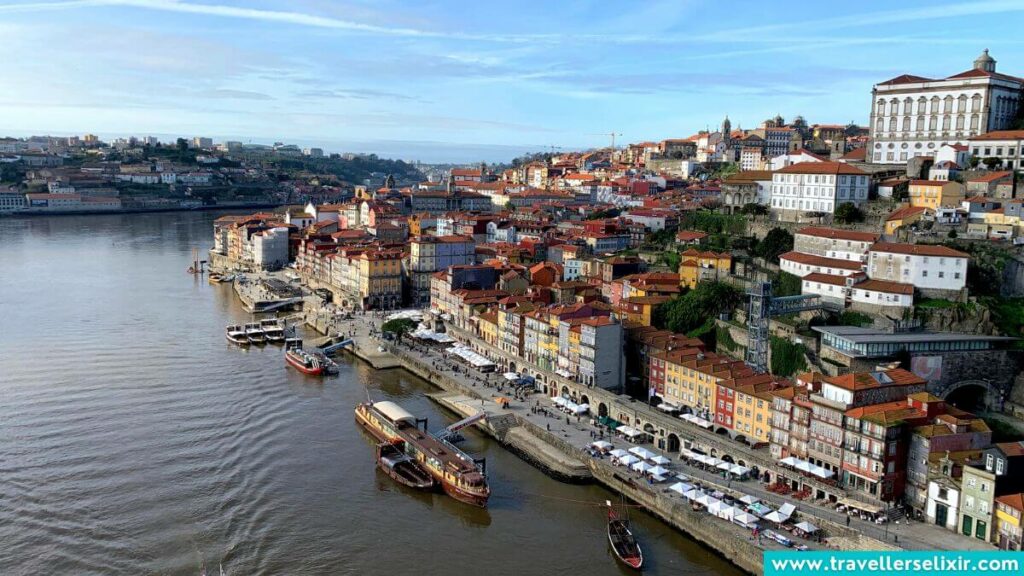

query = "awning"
[[650, 455, 671, 465], [739, 495, 760, 506], [778, 503, 796, 519], [552, 396, 568, 407], [503, 372, 520, 381], [734, 512, 759, 528], [590, 440, 612, 451], [795, 521, 819, 533], [716, 461, 732, 471], [683, 489, 700, 500], [631, 461, 652, 473], [617, 454, 639, 466], [764, 511, 786, 523], [696, 494, 718, 507], [609, 448, 628, 458], [795, 460, 813, 473], [669, 482, 692, 495], [810, 465, 834, 479], [650, 474, 667, 483], [657, 402, 679, 413], [628, 446, 655, 460], [729, 464, 750, 476], [780, 456, 798, 466], [648, 465, 670, 476]]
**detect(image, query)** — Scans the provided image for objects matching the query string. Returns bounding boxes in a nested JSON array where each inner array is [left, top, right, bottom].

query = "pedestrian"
[[546, 423, 550, 431], [846, 515, 851, 527]]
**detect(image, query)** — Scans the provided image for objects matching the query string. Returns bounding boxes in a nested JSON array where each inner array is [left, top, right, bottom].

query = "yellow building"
[[357, 249, 403, 309], [730, 375, 788, 446], [908, 180, 965, 210], [994, 493, 1023, 551], [884, 205, 929, 235], [661, 351, 749, 417], [477, 311, 499, 347], [619, 295, 669, 327], [678, 249, 732, 290]]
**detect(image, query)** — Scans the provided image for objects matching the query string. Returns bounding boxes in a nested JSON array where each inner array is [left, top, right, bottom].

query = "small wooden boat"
[[244, 322, 265, 344], [376, 442, 436, 490], [260, 318, 286, 343], [285, 347, 323, 376], [226, 325, 249, 346], [607, 502, 643, 570]]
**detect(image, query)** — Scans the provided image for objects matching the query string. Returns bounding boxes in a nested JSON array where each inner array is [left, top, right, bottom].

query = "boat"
[[260, 318, 286, 343], [355, 401, 490, 507], [244, 322, 265, 344], [226, 324, 249, 346], [285, 347, 324, 376], [607, 502, 643, 570], [208, 273, 224, 284], [376, 442, 435, 490]]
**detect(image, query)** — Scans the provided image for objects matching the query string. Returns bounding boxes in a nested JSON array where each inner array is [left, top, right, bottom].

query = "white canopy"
[[739, 495, 760, 505], [778, 503, 796, 519], [631, 461, 652, 473], [649, 455, 671, 465], [718, 505, 737, 521], [657, 402, 679, 413], [734, 512, 760, 528], [590, 440, 612, 451], [446, 344, 494, 367], [648, 465, 670, 477], [795, 460, 814, 473], [696, 494, 719, 507], [669, 482, 691, 495], [683, 489, 700, 500], [780, 456, 798, 467], [573, 403, 590, 415], [552, 396, 568, 407], [716, 461, 732, 471], [729, 464, 750, 476], [617, 454, 640, 466], [650, 474, 667, 483], [609, 448, 628, 458], [764, 511, 786, 523], [679, 447, 696, 458], [629, 446, 655, 460], [708, 500, 729, 515], [810, 465, 834, 479], [795, 521, 819, 533], [563, 400, 579, 412], [503, 372, 520, 381]]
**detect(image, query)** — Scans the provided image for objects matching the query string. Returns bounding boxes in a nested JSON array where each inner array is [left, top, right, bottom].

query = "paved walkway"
[[326, 312, 994, 553]]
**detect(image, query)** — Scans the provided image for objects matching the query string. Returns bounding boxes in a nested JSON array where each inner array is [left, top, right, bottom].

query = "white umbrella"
[[795, 460, 814, 473], [617, 454, 639, 466], [729, 464, 749, 476], [764, 511, 786, 523], [609, 448, 628, 458], [696, 495, 719, 507], [629, 446, 655, 460], [708, 500, 728, 515], [648, 465, 670, 477], [795, 521, 819, 533], [739, 495, 759, 505], [503, 372, 519, 381], [669, 482, 688, 495], [631, 461, 652, 473], [682, 489, 700, 500], [650, 474, 667, 483], [650, 455, 671, 465], [780, 456, 798, 466], [591, 440, 612, 451], [717, 461, 732, 471], [734, 512, 759, 528]]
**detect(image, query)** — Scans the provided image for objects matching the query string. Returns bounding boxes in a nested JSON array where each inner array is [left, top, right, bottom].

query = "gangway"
[[254, 297, 303, 313], [435, 411, 486, 442]]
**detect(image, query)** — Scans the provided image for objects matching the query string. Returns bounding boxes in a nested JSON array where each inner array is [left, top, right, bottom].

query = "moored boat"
[[226, 324, 249, 346], [376, 442, 435, 490], [354, 401, 490, 507], [244, 322, 265, 344], [607, 502, 643, 570], [285, 347, 323, 376], [260, 318, 286, 343]]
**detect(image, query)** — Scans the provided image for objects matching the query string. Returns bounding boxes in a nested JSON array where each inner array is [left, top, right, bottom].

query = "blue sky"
[[1, 0, 1024, 162]]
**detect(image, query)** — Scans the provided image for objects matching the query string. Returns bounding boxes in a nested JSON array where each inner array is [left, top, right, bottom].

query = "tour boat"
[[376, 442, 436, 490], [244, 322, 265, 344], [355, 401, 490, 507], [260, 318, 286, 343], [285, 347, 324, 376], [607, 503, 643, 570], [225, 324, 249, 346]]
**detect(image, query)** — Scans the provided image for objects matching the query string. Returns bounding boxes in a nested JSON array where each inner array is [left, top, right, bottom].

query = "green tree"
[[983, 157, 1002, 170], [947, 229, 958, 239], [773, 271, 802, 297], [833, 202, 865, 224], [755, 227, 794, 264], [653, 282, 741, 334], [381, 318, 417, 342], [770, 336, 808, 377], [741, 203, 768, 216]]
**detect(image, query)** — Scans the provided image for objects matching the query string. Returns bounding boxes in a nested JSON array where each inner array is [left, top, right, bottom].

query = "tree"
[[741, 203, 768, 216], [770, 336, 808, 377], [983, 157, 1003, 170], [754, 227, 794, 264], [773, 271, 802, 297], [381, 318, 417, 342], [833, 202, 865, 224], [176, 138, 189, 152], [947, 229, 958, 239], [653, 281, 741, 334]]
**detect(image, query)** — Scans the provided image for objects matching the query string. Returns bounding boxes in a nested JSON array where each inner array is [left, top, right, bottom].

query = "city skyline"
[[2, 0, 1024, 162]]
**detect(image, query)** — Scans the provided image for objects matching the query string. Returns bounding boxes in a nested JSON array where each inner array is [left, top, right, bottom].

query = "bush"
[[381, 318, 417, 341], [773, 271, 802, 297], [770, 336, 808, 377], [654, 281, 742, 334], [755, 228, 794, 264], [833, 202, 865, 224]]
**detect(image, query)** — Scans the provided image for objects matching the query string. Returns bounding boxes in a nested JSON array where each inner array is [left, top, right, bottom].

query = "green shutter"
[[962, 516, 973, 536], [976, 520, 987, 540]]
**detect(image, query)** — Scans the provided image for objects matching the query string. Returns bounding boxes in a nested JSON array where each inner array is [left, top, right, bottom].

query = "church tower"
[[974, 49, 996, 73], [722, 115, 732, 137]]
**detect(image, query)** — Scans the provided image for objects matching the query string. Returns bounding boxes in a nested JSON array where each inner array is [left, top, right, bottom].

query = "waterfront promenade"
[[306, 307, 991, 556]]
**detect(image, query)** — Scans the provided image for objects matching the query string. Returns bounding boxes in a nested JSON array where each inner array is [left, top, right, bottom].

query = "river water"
[[0, 211, 743, 576]]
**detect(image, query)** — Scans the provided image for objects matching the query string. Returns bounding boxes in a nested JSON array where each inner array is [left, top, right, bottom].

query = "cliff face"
[[917, 303, 997, 335]]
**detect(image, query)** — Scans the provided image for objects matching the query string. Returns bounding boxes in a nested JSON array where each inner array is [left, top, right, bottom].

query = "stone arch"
[[598, 402, 608, 418], [942, 380, 999, 412], [737, 459, 747, 467], [715, 426, 730, 436], [666, 433, 680, 453], [643, 423, 656, 434], [721, 454, 735, 464], [509, 361, 517, 372], [560, 385, 569, 397], [734, 434, 748, 445], [580, 394, 589, 406]]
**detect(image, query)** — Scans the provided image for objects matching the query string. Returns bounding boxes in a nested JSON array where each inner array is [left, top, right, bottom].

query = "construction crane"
[[588, 132, 622, 150]]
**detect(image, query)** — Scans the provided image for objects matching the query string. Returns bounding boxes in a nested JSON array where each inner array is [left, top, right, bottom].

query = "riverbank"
[[4, 202, 284, 218]]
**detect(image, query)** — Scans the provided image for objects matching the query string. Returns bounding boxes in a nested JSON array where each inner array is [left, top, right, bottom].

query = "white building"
[[926, 478, 962, 532], [252, 226, 290, 270], [793, 227, 878, 262], [780, 251, 865, 278], [849, 279, 915, 309], [767, 149, 825, 171], [868, 50, 1023, 164], [866, 243, 969, 293], [969, 130, 1024, 170], [769, 161, 869, 222], [0, 191, 25, 212]]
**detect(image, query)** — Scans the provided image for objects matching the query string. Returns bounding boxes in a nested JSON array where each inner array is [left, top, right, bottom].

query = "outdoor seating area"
[[679, 448, 751, 480], [613, 425, 650, 444], [606, 445, 674, 482], [551, 395, 589, 416], [778, 456, 835, 480], [445, 344, 496, 372]]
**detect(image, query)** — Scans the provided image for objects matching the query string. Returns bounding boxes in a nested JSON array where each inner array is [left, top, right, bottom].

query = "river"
[[0, 211, 744, 576]]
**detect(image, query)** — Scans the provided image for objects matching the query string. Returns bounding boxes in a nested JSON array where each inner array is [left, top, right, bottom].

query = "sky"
[[1, 0, 1024, 163]]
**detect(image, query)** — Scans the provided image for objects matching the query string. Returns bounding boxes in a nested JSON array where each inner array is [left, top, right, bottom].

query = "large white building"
[[969, 130, 1024, 170], [769, 161, 869, 222], [868, 50, 1023, 164], [866, 243, 969, 293]]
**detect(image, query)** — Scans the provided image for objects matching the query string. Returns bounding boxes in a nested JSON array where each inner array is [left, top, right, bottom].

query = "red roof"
[[803, 272, 848, 287], [777, 161, 867, 176], [886, 205, 928, 221], [877, 74, 934, 85], [854, 279, 914, 295], [869, 242, 969, 258], [797, 227, 878, 243], [839, 148, 867, 161], [780, 251, 864, 270], [971, 130, 1024, 141], [968, 171, 1014, 183]]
